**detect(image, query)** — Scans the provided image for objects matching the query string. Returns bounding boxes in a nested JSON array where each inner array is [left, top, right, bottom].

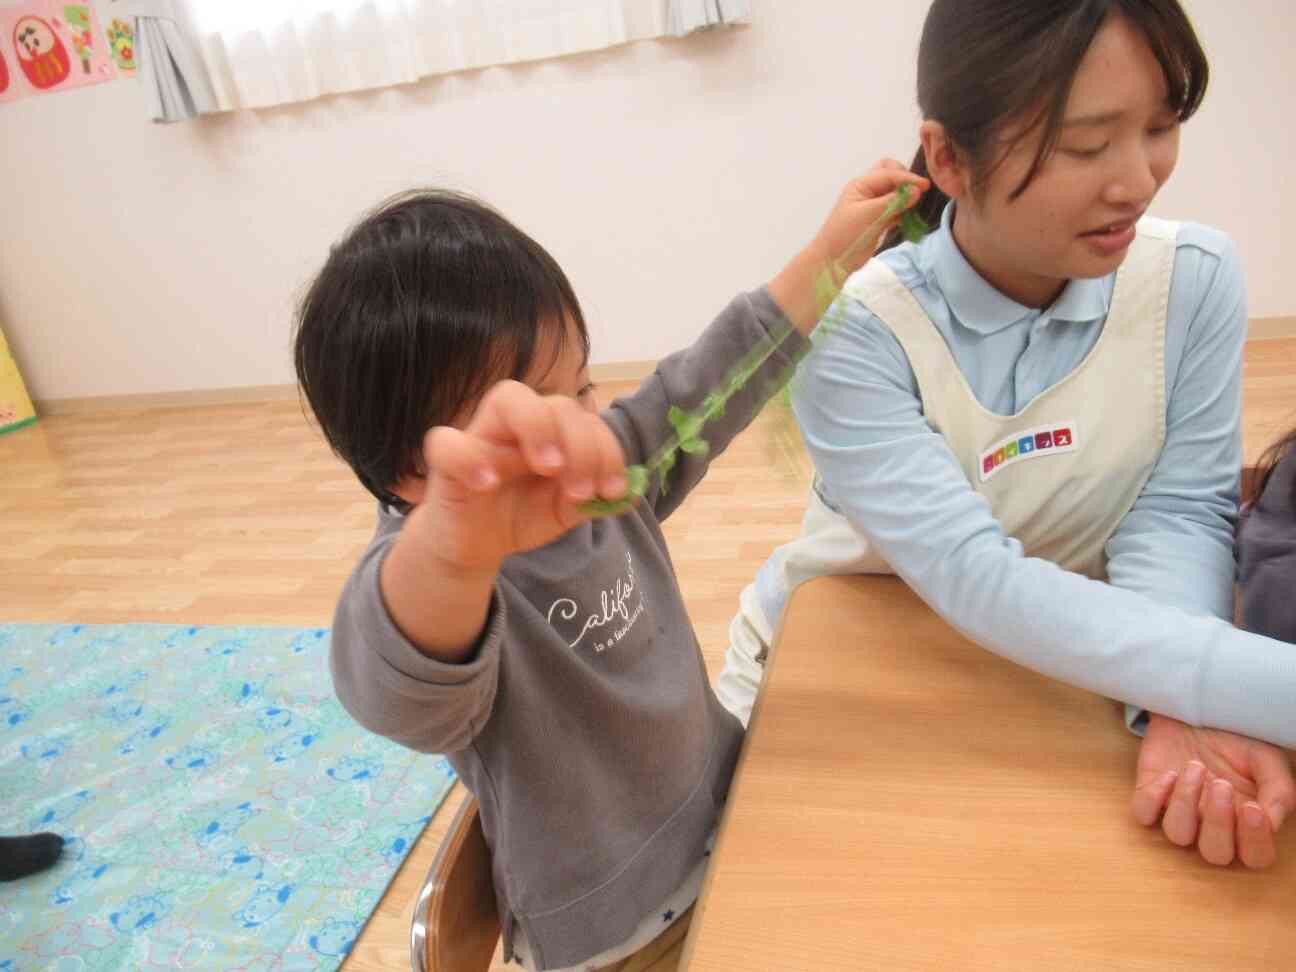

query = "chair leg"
[[410, 789, 500, 972]]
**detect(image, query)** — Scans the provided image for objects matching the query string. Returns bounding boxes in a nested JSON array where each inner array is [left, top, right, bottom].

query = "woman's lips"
[[1080, 219, 1137, 256]]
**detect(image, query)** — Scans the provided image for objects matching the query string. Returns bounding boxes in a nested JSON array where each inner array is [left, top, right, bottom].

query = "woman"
[[718, 0, 1295, 870]]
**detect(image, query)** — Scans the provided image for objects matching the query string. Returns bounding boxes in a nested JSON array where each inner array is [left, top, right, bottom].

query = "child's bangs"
[[501, 264, 589, 387]]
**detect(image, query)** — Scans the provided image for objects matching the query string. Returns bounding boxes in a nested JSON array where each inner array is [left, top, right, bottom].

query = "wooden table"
[[682, 576, 1296, 971]]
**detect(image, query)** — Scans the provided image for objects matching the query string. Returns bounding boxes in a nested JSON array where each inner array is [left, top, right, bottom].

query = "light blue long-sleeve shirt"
[[768, 202, 1296, 748]]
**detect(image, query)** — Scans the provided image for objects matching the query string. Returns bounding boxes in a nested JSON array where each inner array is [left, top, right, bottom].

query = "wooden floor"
[[2, 338, 1293, 971]]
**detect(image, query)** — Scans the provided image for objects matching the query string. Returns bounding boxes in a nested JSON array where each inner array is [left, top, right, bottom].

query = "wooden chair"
[[411, 793, 501, 972]]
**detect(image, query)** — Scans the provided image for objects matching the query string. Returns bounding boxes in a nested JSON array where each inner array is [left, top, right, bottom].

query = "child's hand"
[[408, 380, 629, 571], [811, 160, 930, 279], [1131, 713, 1295, 869], [769, 161, 930, 335]]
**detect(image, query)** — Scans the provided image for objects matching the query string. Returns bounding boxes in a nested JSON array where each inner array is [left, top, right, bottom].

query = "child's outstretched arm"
[[597, 164, 929, 519], [381, 381, 628, 663], [769, 162, 929, 336]]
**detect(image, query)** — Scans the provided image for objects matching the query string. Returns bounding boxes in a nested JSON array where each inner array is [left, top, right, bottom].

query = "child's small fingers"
[[1237, 802, 1278, 870], [473, 381, 565, 476], [1131, 769, 1178, 827], [588, 416, 629, 498], [1161, 761, 1207, 847], [853, 167, 930, 202], [551, 399, 602, 501], [1196, 779, 1236, 866], [423, 427, 500, 493]]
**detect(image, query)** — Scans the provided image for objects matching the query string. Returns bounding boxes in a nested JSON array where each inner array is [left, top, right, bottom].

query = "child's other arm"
[[382, 381, 627, 662], [330, 533, 506, 754], [330, 384, 626, 752]]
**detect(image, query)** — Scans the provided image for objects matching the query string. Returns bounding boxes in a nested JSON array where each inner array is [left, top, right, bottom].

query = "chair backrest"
[[411, 794, 501, 972]]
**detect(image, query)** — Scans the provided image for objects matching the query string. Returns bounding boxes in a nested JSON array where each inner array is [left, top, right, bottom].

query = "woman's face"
[[950, 14, 1182, 308]]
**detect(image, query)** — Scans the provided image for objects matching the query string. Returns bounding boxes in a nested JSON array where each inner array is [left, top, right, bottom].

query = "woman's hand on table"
[[1131, 713, 1295, 869]]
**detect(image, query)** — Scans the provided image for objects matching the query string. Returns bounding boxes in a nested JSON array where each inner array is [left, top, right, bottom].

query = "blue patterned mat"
[[0, 624, 455, 971]]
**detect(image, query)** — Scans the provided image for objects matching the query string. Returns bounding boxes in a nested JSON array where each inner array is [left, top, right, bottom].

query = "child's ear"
[[919, 120, 969, 201], [391, 473, 427, 506]]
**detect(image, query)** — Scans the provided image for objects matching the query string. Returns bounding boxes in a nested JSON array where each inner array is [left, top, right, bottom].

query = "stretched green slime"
[[582, 184, 929, 517]]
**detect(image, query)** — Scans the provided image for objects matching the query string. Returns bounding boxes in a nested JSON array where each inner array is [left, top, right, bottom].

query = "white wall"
[[0, 0, 1291, 401]]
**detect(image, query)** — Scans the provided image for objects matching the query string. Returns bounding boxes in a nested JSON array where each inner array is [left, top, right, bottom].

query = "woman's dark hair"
[[1247, 427, 1296, 509], [294, 190, 588, 509], [880, 0, 1209, 252]]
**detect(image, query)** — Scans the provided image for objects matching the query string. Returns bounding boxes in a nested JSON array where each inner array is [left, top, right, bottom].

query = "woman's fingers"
[[1196, 779, 1236, 866], [1237, 801, 1278, 870], [1249, 743, 1296, 833], [1131, 769, 1178, 827], [1161, 760, 1207, 847]]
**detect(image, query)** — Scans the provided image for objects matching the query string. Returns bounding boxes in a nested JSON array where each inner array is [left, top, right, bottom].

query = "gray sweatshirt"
[[1238, 447, 1296, 643], [329, 288, 808, 971]]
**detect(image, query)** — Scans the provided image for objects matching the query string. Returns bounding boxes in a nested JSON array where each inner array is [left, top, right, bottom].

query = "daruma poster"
[[0, 1, 117, 103]]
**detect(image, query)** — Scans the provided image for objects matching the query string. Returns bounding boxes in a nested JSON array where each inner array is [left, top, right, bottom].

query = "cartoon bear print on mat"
[[31, 789, 92, 829], [257, 705, 296, 732], [0, 694, 33, 729], [326, 755, 383, 783], [118, 714, 172, 755], [289, 629, 327, 654], [220, 846, 266, 881], [110, 893, 172, 933], [52, 856, 110, 905], [196, 800, 259, 850], [265, 726, 322, 764], [233, 884, 295, 928], [165, 743, 219, 772], [21, 733, 69, 761], [310, 917, 361, 957]]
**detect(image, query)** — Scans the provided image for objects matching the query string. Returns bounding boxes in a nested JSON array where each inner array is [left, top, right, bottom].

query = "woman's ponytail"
[[878, 146, 948, 253]]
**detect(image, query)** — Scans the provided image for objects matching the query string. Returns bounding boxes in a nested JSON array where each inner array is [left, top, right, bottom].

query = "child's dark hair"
[[1248, 427, 1296, 509], [880, 0, 1208, 252], [294, 189, 588, 510]]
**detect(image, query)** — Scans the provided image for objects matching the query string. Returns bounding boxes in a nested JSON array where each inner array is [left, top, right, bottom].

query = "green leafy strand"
[[582, 184, 929, 517]]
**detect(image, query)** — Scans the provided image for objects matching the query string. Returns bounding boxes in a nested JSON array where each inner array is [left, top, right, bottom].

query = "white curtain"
[[668, 0, 749, 36], [178, 0, 752, 113], [113, 0, 217, 122]]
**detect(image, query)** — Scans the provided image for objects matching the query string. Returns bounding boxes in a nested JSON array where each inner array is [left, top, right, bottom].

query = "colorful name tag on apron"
[[979, 421, 1079, 483]]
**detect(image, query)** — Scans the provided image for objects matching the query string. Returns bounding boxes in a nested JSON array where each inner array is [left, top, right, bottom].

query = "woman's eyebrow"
[[1062, 109, 1125, 127]]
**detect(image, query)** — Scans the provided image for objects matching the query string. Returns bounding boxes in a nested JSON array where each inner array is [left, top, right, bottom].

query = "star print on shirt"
[[663, 910, 675, 922]]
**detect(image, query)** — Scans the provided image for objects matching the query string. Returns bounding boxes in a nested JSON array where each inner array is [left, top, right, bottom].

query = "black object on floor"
[[0, 832, 65, 881]]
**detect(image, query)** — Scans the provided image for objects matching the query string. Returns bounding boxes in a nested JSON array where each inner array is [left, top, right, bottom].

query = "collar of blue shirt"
[[921, 202, 1111, 335]]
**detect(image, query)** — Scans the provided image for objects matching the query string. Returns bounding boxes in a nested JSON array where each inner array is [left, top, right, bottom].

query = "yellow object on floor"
[[0, 325, 36, 435]]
